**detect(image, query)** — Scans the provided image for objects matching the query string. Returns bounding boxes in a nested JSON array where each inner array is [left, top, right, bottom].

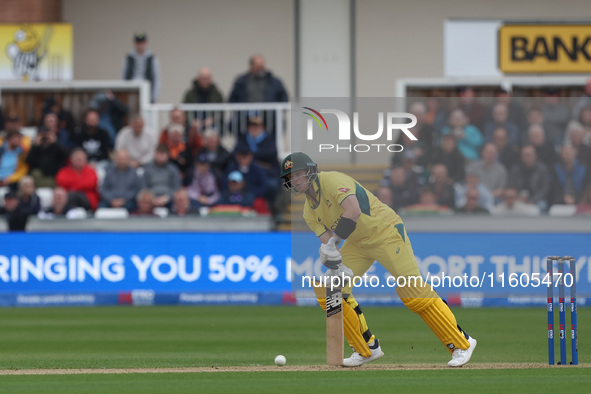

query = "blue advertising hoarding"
[[0, 232, 589, 307]]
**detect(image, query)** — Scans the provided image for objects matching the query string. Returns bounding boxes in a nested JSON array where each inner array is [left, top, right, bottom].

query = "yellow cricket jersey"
[[303, 171, 402, 244]]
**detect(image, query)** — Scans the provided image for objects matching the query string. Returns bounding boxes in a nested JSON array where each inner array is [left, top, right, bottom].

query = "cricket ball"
[[274, 354, 287, 366]]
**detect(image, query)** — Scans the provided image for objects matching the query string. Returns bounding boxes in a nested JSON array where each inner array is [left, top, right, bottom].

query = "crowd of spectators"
[[0, 107, 282, 229], [0, 45, 288, 229], [376, 84, 591, 217], [2, 31, 591, 230]]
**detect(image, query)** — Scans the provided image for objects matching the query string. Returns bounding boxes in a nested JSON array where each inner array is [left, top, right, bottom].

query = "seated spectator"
[[455, 170, 494, 212], [486, 90, 528, 140], [56, 148, 99, 211], [40, 187, 88, 217], [541, 88, 569, 146], [492, 127, 520, 172], [528, 124, 556, 171], [26, 126, 68, 188], [163, 123, 192, 178], [457, 86, 487, 131], [236, 116, 280, 177], [381, 166, 420, 211], [429, 163, 455, 209], [0, 190, 28, 231], [483, 102, 519, 146], [185, 153, 220, 208], [527, 107, 544, 127], [375, 186, 392, 207], [508, 145, 550, 212], [429, 134, 465, 183], [240, 115, 281, 202], [141, 144, 181, 208], [42, 112, 75, 151], [564, 122, 591, 169], [440, 108, 484, 162], [404, 101, 437, 155], [424, 96, 448, 132], [115, 115, 157, 168], [197, 128, 231, 182], [394, 152, 428, 186], [218, 171, 255, 208], [16, 176, 40, 216], [0, 114, 32, 150], [549, 145, 588, 206], [403, 186, 452, 215], [100, 149, 141, 211], [131, 189, 157, 216], [455, 187, 489, 214], [491, 187, 540, 216], [575, 184, 591, 214], [159, 108, 202, 157], [170, 189, 197, 216], [392, 128, 429, 169], [41, 96, 76, 136], [0, 130, 30, 189], [225, 145, 268, 199], [76, 109, 112, 167], [88, 90, 128, 144], [466, 143, 507, 200], [182, 67, 224, 125]]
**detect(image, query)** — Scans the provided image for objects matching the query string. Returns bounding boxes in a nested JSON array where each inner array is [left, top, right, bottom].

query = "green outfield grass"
[[0, 305, 588, 393]]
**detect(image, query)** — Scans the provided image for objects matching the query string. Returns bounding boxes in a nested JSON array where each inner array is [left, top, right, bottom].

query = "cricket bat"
[[326, 279, 344, 366]]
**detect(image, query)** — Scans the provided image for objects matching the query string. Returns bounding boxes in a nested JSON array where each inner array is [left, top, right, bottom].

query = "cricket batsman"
[[281, 152, 477, 367]]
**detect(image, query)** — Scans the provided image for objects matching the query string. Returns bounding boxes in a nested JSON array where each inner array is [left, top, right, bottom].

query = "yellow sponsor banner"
[[0, 23, 73, 81], [499, 25, 591, 73]]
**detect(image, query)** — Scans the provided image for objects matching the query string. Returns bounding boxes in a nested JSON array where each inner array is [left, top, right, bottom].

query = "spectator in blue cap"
[[218, 170, 254, 208]]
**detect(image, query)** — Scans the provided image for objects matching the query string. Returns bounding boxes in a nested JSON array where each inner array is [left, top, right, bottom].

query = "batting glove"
[[319, 237, 342, 266]]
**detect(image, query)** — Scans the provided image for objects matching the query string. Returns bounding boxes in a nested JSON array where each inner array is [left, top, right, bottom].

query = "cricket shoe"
[[448, 336, 477, 367], [342, 339, 384, 367]]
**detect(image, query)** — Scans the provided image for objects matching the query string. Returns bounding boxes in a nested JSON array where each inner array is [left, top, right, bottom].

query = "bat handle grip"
[[324, 260, 341, 269]]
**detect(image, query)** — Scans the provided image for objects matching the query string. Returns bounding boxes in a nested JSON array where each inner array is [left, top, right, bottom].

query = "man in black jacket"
[[26, 126, 68, 188], [228, 54, 288, 136]]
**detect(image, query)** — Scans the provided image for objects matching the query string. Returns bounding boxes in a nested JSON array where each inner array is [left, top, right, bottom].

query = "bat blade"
[[326, 284, 344, 366]]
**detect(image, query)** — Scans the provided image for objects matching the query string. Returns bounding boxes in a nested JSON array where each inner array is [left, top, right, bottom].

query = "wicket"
[[547, 256, 578, 365]]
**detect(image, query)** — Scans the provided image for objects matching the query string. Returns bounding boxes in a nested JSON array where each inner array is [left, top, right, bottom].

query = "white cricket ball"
[[274, 354, 287, 366]]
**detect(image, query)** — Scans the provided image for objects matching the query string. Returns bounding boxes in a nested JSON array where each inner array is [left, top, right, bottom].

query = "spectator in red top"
[[55, 148, 99, 211]]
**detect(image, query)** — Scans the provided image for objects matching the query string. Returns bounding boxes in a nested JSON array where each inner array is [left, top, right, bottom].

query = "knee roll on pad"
[[317, 297, 372, 358], [399, 295, 437, 314]]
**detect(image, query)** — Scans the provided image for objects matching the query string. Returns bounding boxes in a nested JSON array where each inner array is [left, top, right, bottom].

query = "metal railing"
[[144, 103, 292, 157]]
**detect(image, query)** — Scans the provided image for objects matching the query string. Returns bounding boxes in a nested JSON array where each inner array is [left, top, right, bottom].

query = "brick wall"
[[0, 0, 61, 23]]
